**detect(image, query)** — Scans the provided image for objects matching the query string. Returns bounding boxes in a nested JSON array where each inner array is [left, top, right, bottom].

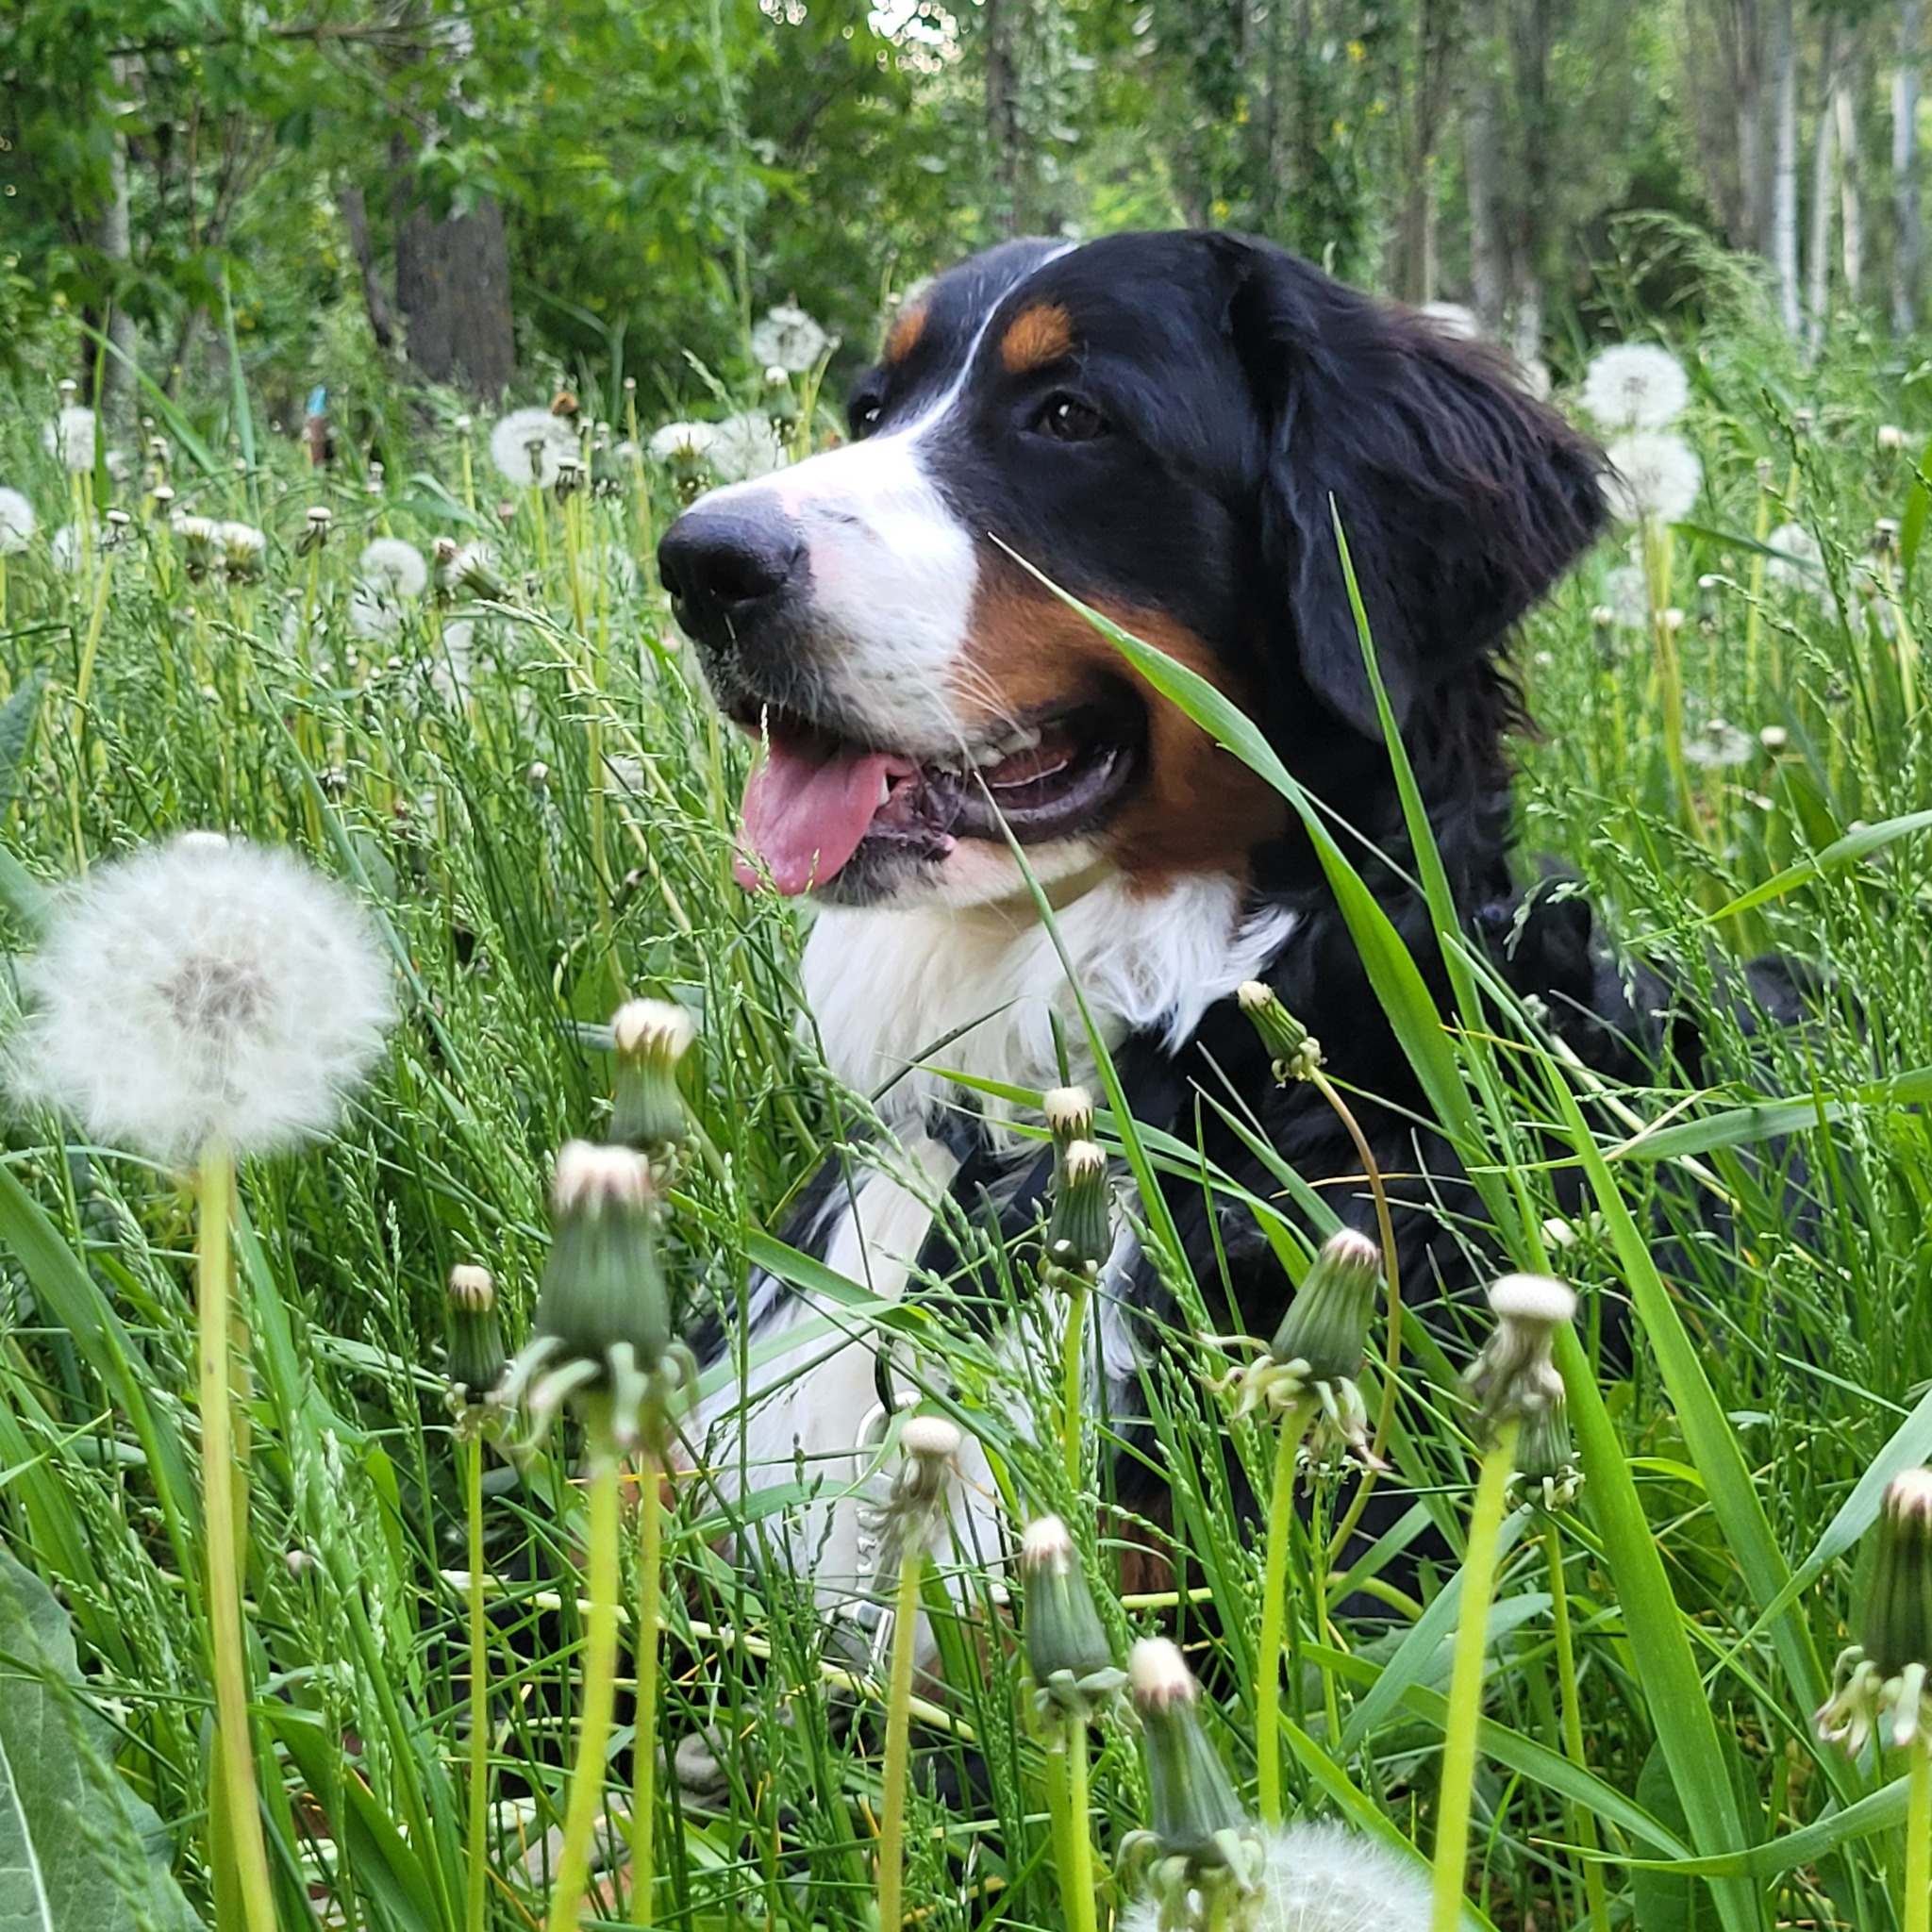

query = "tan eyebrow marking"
[[1000, 302, 1074, 375], [885, 303, 927, 364]]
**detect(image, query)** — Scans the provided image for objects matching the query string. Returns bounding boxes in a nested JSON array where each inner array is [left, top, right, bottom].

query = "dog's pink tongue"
[[736, 737, 894, 894]]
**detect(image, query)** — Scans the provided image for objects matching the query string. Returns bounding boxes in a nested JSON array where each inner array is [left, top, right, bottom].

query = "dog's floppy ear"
[[1220, 237, 1607, 738]]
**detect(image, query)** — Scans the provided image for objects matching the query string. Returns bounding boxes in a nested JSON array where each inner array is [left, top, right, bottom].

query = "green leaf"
[[0, 671, 46, 811], [0, 1550, 204, 1932], [1690, 808, 1932, 925]]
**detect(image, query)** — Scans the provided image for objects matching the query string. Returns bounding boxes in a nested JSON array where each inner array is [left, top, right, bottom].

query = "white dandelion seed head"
[[1686, 716, 1757, 770], [488, 407, 578, 489], [707, 411, 786, 484], [1419, 301, 1480, 341], [43, 406, 99, 474], [1121, 1821, 1432, 1932], [0, 488, 36, 554], [750, 302, 831, 375], [1765, 522, 1824, 585], [647, 421, 717, 465], [1603, 562, 1651, 630], [12, 833, 397, 1163], [218, 522, 267, 578], [1605, 431, 1703, 525], [358, 537, 428, 600], [50, 524, 106, 574], [1581, 342, 1690, 430]]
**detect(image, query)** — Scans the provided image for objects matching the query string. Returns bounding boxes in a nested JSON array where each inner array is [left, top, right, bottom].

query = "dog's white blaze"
[[804, 870, 1299, 1135]]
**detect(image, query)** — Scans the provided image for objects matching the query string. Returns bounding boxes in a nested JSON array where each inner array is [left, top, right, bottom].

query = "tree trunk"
[[1807, 19, 1840, 347], [340, 185, 399, 354], [1838, 46, 1864, 300], [1772, 0, 1801, 334], [1395, 0, 1456, 301], [1465, 10, 1508, 336], [984, 0, 1022, 238], [96, 56, 139, 434], [1897, 0, 1923, 329], [391, 192, 516, 397]]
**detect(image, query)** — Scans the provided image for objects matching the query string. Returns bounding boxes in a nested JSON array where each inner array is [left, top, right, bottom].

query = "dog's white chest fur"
[[689, 870, 1294, 1624]]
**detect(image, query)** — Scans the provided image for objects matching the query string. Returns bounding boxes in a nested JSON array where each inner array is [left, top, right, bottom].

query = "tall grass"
[[0, 279, 1930, 1931]]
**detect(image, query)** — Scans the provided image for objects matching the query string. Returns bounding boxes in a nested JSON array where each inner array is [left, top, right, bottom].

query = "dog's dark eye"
[[849, 394, 884, 441], [1032, 393, 1108, 443]]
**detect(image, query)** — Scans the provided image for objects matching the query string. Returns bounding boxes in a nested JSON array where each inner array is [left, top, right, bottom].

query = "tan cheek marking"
[[885, 304, 927, 364], [1000, 302, 1075, 375], [956, 583, 1287, 885]]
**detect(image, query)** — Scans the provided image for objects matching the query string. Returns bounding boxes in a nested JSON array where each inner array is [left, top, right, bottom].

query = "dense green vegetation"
[[8, 3, 1932, 1929]]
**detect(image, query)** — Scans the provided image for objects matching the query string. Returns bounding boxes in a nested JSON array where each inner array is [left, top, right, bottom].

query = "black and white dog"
[[657, 229, 1655, 1624]]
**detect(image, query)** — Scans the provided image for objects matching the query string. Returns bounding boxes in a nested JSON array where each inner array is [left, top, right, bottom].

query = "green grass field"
[[4, 282, 1932, 1932]]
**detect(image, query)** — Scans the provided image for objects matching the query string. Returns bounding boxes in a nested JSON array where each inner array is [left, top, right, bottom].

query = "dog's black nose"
[[658, 507, 808, 655]]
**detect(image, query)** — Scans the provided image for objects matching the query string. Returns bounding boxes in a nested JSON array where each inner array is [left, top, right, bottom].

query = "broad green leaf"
[[0, 1551, 203, 1932]]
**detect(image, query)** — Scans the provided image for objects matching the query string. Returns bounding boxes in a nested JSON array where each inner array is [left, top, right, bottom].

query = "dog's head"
[[658, 231, 1606, 909]]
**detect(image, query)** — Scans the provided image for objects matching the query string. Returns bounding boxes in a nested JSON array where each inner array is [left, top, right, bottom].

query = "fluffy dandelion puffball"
[[1581, 342, 1690, 430], [0, 487, 35, 554], [708, 410, 786, 483], [749, 302, 831, 375], [648, 422, 717, 465], [43, 406, 99, 474], [488, 407, 579, 489], [358, 537, 428, 601], [14, 832, 396, 1163], [1766, 521, 1824, 585], [1121, 1821, 1430, 1932], [1605, 431, 1702, 525]]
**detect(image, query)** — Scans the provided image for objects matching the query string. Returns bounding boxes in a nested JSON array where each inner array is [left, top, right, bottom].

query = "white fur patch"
[[803, 870, 1298, 1133]]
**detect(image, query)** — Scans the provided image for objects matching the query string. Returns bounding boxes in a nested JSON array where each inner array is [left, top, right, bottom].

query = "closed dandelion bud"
[[445, 1263, 506, 1405], [1466, 1273, 1576, 1445], [1819, 1467, 1932, 1752], [1043, 1083, 1095, 1158], [295, 506, 332, 556], [1237, 980, 1323, 1082], [609, 998, 695, 1154], [554, 453, 586, 501], [891, 1414, 961, 1513], [1880, 423, 1907, 454], [149, 484, 175, 515], [1513, 1390, 1581, 1510], [536, 1142, 670, 1370], [1021, 1516, 1124, 1722], [1123, 1641, 1266, 1929], [1865, 1470, 1932, 1683], [1046, 1139, 1112, 1279], [1267, 1228, 1379, 1386], [1876, 517, 1901, 557], [1795, 408, 1816, 440]]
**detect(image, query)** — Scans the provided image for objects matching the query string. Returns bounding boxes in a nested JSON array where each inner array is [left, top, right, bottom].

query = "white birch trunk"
[[1808, 22, 1840, 346], [1897, 0, 1923, 329], [1839, 61, 1865, 297], [1773, 0, 1802, 335]]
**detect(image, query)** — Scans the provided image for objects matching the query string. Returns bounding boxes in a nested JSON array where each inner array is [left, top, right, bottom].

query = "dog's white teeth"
[[877, 774, 891, 808], [967, 726, 1041, 769]]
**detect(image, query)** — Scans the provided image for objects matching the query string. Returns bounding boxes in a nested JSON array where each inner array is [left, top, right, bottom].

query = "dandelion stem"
[[1060, 1271, 1090, 1492], [548, 1410, 621, 1932], [1908, 1729, 1930, 1932], [1545, 1518, 1611, 1932], [1060, 1722, 1101, 1932], [874, 1528, 927, 1932], [629, 1456, 662, 1929], [465, 1426, 491, 1932], [1430, 1415, 1520, 1932], [196, 1139, 279, 1932], [1257, 1393, 1317, 1826]]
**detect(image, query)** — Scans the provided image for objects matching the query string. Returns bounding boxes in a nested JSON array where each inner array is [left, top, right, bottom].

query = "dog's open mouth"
[[730, 697, 1142, 894]]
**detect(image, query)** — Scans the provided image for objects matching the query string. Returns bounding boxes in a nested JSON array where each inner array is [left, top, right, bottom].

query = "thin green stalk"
[[1060, 1273, 1090, 1491], [629, 1458, 662, 1928], [1545, 1519, 1610, 1932], [549, 1411, 622, 1932], [1060, 1722, 1100, 1932], [1908, 1731, 1929, 1932], [1256, 1393, 1317, 1826], [1430, 1415, 1520, 1932], [196, 1140, 278, 1932], [874, 1535, 926, 1932], [465, 1427, 491, 1932]]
